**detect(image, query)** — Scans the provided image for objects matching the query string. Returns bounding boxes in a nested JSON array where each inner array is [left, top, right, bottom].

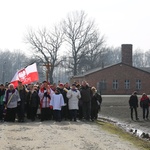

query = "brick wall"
[[72, 63, 150, 95]]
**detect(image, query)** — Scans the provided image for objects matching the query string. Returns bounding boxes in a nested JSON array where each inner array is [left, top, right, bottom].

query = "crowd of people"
[[129, 91, 150, 121], [0, 80, 102, 123], [0, 80, 150, 123]]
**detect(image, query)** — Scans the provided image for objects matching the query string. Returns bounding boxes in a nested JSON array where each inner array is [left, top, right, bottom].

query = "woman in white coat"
[[67, 84, 81, 121]]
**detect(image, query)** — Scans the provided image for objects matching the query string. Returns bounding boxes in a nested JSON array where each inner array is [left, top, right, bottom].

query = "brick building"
[[70, 44, 150, 95]]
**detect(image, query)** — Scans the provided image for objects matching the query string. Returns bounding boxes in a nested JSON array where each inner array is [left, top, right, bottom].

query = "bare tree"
[[78, 46, 121, 73], [78, 32, 105, 72], [63, 11, 103, 75], [144, 50, 150, 67], [0, 50, 30, 84], [25, 25, 64, 83], [103, 47, 121, 66], [133, 49, 145, 67]]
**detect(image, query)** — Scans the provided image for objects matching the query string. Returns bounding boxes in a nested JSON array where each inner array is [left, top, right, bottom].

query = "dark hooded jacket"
[[28, 90, 40, 108], [129, 94, 138, 108], [80, 85, 92, 103]]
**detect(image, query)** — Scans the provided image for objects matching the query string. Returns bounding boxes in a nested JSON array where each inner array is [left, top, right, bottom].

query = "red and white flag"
[[11, 63, 39, 87]]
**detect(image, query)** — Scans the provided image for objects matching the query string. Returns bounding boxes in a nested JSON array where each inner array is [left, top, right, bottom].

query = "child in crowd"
[[50, 88, 64, 122]]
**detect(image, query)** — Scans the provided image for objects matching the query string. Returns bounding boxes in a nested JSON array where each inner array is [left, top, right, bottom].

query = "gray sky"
[[0, 0, 150, 53]]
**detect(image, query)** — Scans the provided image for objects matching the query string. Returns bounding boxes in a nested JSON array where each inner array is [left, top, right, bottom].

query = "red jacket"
[[140, 95, 150, 107]]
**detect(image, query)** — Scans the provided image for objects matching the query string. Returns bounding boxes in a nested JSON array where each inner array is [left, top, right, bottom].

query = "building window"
[[136, 79, 141, 90], [112, 80, 118, 89], [97, 80, 106, 92], [125, 80, 130, 89]]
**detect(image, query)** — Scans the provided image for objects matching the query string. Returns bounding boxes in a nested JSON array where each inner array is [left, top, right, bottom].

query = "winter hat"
[[59, 83, 64, 87]]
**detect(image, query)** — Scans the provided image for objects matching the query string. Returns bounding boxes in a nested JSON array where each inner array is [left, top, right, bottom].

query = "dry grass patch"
[[97, 120, 150, 150]]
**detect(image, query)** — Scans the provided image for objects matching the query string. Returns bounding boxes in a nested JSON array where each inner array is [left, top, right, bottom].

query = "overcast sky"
[[0, 0, 150, 54]]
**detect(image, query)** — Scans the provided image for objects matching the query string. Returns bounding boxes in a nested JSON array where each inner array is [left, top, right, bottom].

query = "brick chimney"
[[121, 44, 132, 66]]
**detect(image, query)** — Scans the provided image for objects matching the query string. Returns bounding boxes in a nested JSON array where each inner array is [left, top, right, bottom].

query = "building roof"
[[73, 63, 150, 78], [139, 67, 150, 73]]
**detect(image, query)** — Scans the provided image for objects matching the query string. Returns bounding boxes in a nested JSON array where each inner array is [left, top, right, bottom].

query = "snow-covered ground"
[[99, 95, 150, 138], [0, 121, 141, 150]]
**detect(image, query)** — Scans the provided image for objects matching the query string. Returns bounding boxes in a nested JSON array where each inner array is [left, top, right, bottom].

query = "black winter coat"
[[129, 95, 138, 108], [80, 86, 92, 103], [17, 87, 27, 105], [28, 91, 40, 108], [58, 88, 68, 104], [91, 92, 102, 109]]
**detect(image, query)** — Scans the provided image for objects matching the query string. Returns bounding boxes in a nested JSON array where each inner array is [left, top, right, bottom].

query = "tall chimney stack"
[[121, 44, 132, 66]]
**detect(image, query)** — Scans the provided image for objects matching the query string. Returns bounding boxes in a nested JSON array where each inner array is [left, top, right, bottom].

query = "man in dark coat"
[[29, 85, 40, 121], [80, 81, 92, 121], [129, 91, 139, 120]]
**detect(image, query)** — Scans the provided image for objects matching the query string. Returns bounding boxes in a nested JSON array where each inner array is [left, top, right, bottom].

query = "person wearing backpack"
[[140, 93, 150, 120]]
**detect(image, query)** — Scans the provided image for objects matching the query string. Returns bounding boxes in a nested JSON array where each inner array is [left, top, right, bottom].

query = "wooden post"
[[43, 62, 51, 82]]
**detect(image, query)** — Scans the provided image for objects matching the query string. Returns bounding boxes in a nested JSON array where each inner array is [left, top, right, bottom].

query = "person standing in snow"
[[67, 84, 81, 121], [38, 81, 54, 121], [4, 84, 21, 122], [50, 88, 64, 122], [129, 91, 139, 121]]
